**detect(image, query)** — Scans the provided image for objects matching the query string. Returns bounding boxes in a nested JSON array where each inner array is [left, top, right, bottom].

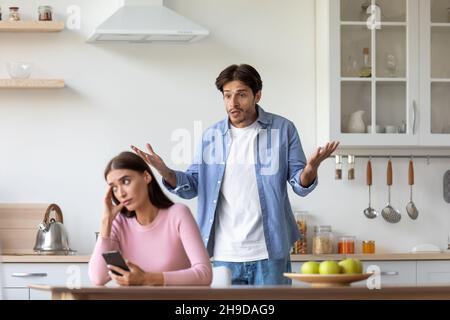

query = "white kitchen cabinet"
[[2, 263, 90, 300], [417, 261, 450, 284], [316, 0, 450, 147], [361, 261, 416, 286], [3, 288, 29, 300]]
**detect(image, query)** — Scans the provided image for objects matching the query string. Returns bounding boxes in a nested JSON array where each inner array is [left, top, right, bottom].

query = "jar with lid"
[[292, 211, 308, 254], [9, 7, 20, 21], [338, 236, 356, 254], [312, 225, 334, 254], [335, 155, 343, 180], [348, 155, 355, 180], [362, 240, 376, 254], [38, 6, 53, 21]]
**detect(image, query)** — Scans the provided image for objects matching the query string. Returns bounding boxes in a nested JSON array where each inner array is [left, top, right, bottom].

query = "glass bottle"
[[0, 6, 2, 21], [292, 211, 308, 254], [335, 155, 343, 180], [348, 155, 355, 180], [38, 6, 53, 21], [312, 225, 334, 254], [359, 47, 372, 78], [338, 236, 356, 254], [9, 7, 20, 21]]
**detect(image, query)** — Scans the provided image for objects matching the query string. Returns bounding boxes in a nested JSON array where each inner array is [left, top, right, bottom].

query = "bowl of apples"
[[284, 259, 373, 288]]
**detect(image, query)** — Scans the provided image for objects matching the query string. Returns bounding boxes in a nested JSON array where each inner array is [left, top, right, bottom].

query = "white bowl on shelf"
[[6, 62, 33, 79]]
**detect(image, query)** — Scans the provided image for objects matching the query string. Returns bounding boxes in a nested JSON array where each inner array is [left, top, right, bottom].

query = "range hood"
[[88, 0, 209, 43]]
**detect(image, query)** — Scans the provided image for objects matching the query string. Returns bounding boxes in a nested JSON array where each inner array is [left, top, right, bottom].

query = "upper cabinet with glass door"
[[317, 0, 420, 147], [419, 0, 450, 146]]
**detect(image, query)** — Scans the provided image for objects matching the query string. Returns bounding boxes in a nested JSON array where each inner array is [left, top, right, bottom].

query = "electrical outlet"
[[444, 170, 450, 204]]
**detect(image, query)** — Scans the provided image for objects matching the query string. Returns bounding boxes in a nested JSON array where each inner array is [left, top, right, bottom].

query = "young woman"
[[88, 151, 212, 286]]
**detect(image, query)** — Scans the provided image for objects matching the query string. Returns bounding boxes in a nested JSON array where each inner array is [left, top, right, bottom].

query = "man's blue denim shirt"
[[163, 105, 317, 260]]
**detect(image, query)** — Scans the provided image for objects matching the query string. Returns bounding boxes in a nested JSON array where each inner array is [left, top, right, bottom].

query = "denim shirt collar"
[[218, 105, 272, 136]]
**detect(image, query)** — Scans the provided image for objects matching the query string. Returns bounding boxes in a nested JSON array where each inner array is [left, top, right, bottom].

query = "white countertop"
[[1, 254, 91, 263], [3, 253, 450, 263]]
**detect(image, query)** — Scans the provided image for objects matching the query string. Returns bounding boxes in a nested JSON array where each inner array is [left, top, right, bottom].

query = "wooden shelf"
[[0, 21, 64, 32], [0, 79, 65, 89]]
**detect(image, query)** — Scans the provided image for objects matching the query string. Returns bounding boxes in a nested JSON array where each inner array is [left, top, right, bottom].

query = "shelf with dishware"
[[0, 21, 65, 32], [316, 0, 450, 147], [0, 79, 65, 89]]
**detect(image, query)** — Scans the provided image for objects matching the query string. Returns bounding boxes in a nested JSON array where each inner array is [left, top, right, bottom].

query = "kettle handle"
[[43, 203, 63, 224]]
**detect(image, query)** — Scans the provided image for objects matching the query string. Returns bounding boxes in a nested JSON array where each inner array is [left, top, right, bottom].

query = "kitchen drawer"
[[417, 261, 450, 284], [3, 288, 29, 300], [362, 261, 416, 286], [2, 263, 90, 288], [30, 288, 51, 300]]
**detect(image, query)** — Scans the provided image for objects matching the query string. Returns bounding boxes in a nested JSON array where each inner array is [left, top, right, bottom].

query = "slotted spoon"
[[381, 159, 401, 223], [406, 159, 419, 220]]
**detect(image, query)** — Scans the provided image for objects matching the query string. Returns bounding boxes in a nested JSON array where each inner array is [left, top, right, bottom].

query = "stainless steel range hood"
[[87, 0, 210, 43]]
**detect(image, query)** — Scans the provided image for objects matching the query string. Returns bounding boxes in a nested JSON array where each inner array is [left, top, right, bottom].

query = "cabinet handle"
[[12, 273, 48, 277], [412, 100, 417, 134], [381, 271, 399, 276]]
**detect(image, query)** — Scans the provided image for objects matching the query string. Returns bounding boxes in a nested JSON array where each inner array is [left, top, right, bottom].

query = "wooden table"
[[29, 284, 450, 300]]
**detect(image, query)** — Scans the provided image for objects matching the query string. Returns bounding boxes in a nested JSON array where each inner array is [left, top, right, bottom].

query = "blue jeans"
[[213, 257, 292, 285]]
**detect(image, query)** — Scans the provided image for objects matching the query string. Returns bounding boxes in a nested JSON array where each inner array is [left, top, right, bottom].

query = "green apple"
[[301, 261, 320, 274], [355, 259, 363, 273], [338, 258, 363, 274], [319, 260, 341, 274]]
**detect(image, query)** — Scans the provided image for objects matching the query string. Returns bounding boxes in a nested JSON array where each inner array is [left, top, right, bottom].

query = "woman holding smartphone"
[[88, 151, 212, 286]]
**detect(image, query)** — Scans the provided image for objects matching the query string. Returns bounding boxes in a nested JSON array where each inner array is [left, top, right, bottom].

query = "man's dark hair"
[[215, 64, 263, 96]]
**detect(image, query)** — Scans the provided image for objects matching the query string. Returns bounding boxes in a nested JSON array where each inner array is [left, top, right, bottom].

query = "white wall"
[[0, 0, 449, 255]]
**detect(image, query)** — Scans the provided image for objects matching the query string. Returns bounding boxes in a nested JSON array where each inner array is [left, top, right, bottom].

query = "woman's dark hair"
[[215, 64, 263, 96], [104, 151, 173, 217]]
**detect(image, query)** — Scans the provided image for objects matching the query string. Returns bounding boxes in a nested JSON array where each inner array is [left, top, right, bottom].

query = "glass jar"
[[362, 240, 376, 254], [312, 225, 334, 254], [38, 6, 53, 21], [292, 211, 308, 254], [9, 7, 20, 21], [335, 155, 343, 180], [338, 236, 356, 254], [348, 155, 355, 180]]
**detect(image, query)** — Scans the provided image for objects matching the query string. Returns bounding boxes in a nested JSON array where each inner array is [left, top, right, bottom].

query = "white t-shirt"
[[213, 121, 269, 262]]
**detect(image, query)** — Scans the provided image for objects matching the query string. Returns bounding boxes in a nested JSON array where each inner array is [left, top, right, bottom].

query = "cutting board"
[[0, 203, 51, 254]]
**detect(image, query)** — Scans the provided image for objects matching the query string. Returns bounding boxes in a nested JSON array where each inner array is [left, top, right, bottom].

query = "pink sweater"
[[89, 203, 212, 286]]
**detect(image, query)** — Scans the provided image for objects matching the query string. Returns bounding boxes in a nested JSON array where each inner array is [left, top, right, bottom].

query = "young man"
[[132, 64, 339, 285]]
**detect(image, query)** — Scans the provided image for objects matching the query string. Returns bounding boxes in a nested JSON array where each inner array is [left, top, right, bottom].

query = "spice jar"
[[312, 225, 334, 254], [38, 6, 53, 21], [348, 155, 355, 180], [362, 240, 376, 254], [292, 211, 308, 254], [335, 155, 343, 180], [338, 236, 356, 254], [9, 7, 20, 21]]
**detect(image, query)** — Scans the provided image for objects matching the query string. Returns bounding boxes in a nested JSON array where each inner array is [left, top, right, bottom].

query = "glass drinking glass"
[[385, 53, 398, 77]]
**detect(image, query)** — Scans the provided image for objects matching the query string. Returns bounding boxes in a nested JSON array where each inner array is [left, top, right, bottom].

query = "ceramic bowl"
[[7, 62, 33, 79]]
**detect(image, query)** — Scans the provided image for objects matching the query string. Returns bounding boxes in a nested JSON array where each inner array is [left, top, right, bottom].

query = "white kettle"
[[347, 110, 366, 133]]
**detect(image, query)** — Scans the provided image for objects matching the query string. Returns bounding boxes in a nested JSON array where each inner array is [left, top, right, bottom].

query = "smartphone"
[[102, 251, 130, 276]]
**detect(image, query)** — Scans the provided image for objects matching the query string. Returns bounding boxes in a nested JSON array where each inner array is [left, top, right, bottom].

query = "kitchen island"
[[29, 284, 450, 300]]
